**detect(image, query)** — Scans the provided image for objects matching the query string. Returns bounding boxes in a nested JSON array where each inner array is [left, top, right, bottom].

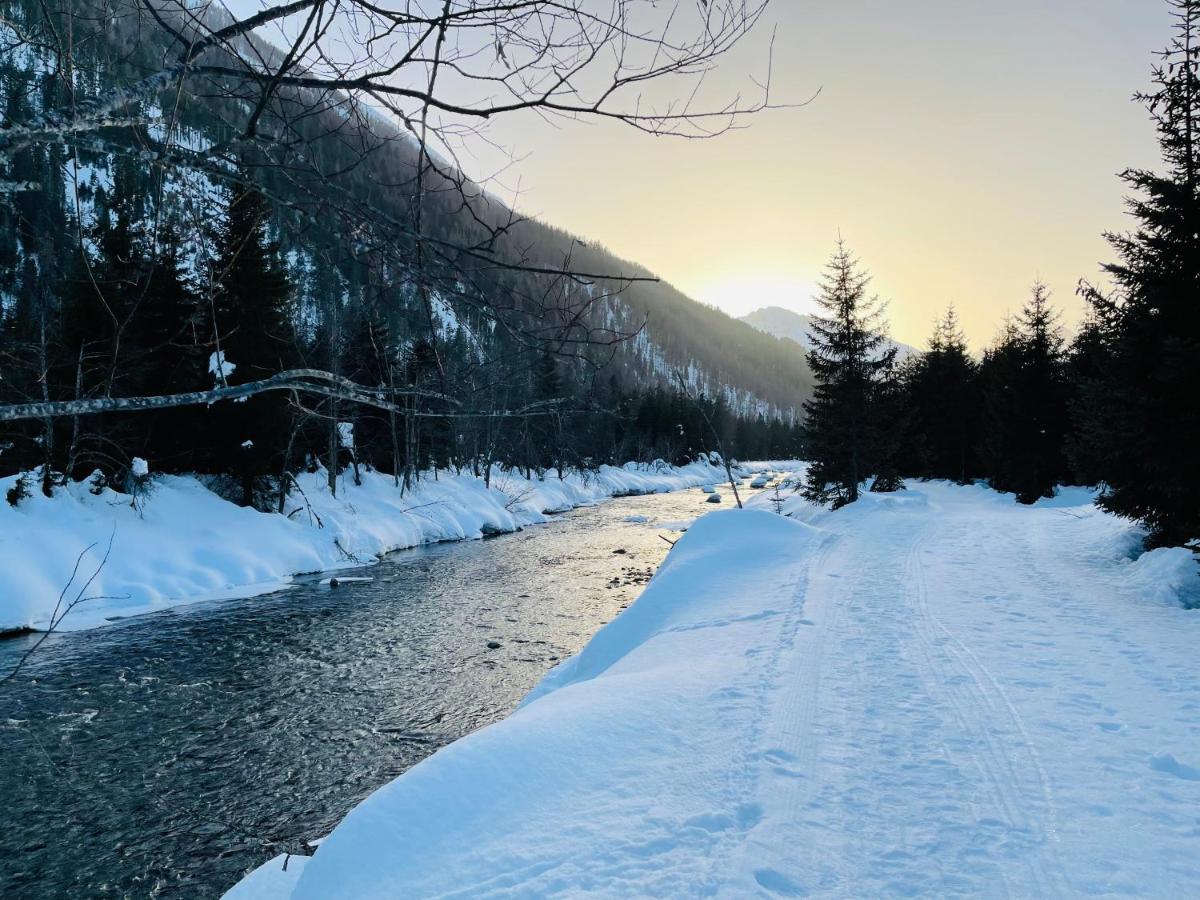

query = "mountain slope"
[[741, 306, 918, 360], [0, 0, 814, 421]]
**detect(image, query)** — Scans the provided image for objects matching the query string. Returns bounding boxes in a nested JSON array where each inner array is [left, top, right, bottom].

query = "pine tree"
[[802, 239, 897, 508], [58, 161, 150, 478], [132, 225, 206, 471], [905, 306, 980, 483], [868, 355, 909, 493], [203, 179, 297, 506], [979, 285, 1070, 503], [1072, 0, 1200, 546]]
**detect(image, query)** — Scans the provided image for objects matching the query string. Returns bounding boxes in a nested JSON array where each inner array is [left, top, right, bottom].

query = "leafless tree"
[[674, 369, 742, 508], [0, 0, 789, 486]]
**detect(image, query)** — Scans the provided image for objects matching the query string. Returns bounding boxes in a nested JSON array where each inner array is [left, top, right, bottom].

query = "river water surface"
[[0, 486, 715, 899]]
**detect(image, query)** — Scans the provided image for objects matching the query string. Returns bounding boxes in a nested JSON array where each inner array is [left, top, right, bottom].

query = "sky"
[[455, 1, 1174, 350]]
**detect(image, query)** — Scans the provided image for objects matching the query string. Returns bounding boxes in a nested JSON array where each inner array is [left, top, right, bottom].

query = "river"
[[0, 486, 716, 899]]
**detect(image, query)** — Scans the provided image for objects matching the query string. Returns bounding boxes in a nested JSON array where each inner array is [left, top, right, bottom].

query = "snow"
[[209, 351, 236, 382], [655, 518, 695, 532], [336, 422, 354, 449], [130, 457, 149, 478], [226, 477, 1200, 899], [0, 460, 739, 632], [222, 854, 308, 900]]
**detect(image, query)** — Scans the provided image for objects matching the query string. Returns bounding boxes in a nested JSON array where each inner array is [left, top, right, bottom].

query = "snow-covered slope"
[[741, 305, 917, 360], [226, 477, 1200, 899], [0, 460, 744, 633]]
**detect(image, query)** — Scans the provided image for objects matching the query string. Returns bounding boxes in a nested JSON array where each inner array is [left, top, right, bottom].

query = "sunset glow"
[[473, 2, 1173, 349]]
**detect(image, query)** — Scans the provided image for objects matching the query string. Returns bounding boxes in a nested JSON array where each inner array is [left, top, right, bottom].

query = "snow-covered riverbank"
[[0, 460, 761, 633], [226, 476, 1199, 899]]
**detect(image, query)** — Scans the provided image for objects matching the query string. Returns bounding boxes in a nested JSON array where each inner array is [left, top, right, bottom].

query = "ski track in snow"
[[226, 481, 1200, 900]]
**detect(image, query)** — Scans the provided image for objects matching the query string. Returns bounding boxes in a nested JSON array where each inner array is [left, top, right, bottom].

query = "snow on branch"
[[0, 369, 454, 423], [0, 369, 572, 423]]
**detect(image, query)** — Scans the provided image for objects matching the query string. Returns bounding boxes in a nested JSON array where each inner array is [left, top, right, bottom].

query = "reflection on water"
[[0, 488, 710, 899]]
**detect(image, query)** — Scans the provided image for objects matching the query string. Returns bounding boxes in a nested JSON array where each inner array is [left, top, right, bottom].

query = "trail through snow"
[[227, 481, 1200, 899]]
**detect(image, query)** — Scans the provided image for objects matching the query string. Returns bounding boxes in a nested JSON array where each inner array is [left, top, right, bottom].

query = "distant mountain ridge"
[[740, 306, 918, 360]]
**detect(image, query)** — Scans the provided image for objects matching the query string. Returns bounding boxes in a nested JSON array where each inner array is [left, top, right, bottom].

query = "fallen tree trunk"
[[0, 369, 568, 423], [0, 369, 451, 423]]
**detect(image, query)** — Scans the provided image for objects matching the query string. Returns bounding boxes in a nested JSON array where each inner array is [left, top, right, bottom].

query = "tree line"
[[0, 165, 802, 507], [801, 0, 1200, 550]]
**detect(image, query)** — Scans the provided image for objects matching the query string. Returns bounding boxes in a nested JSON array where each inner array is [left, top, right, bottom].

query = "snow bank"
[[222, 854, 308, 900], [1127, 546, 1200, 609], [0, 459, 732, 632], [747, 472, 1200, 610]]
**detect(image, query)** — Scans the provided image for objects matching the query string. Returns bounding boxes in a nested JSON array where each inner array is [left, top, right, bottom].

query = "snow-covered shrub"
[[88, 470, 111, 496], [126, 458, 156, 515]]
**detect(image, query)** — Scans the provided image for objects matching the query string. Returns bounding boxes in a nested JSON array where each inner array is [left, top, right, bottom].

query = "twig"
[[1, 528, 123, 685]]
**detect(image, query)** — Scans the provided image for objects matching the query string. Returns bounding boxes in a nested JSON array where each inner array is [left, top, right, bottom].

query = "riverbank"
[[0, 459, 774, 633], [226, 478, 1199, 899], [0, 487, 717, 898]]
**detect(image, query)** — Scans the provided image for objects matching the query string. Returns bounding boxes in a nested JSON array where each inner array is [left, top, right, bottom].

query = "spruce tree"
[[204, 180, 297, 506], [906, 306, 980, 483], [1073, 0, 1200, 546], [802, 239, 897, 508], [979, 285, 1070, 504], [133, 226, 206, 471]]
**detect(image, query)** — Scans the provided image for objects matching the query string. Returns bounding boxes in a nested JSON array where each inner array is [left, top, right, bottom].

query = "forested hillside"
[[0, 0, 808, 504]]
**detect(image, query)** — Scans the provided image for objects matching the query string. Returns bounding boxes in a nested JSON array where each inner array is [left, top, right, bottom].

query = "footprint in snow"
[[1149, 753, 1200, 781], [753, 868, 808, 897]]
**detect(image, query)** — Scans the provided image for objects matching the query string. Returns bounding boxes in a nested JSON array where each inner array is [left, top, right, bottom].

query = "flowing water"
[[0, 487, 715, 899]]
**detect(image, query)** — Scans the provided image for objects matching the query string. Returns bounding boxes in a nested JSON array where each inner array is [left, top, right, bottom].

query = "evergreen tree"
[[58, 161, 150, 478], [978, 285, 1070, 503], [802, 239, 897, 508], [133, 226, 206, 471], [868, 355, 909, 493], [1072, 0, 1200, 546], [204, 179, 297, 506], [905, 306, 981, 483], [1063, 314, 1111, 487]]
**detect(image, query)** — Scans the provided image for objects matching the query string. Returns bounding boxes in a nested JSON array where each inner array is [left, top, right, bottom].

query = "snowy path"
[[227, 483, 1200, 899]]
